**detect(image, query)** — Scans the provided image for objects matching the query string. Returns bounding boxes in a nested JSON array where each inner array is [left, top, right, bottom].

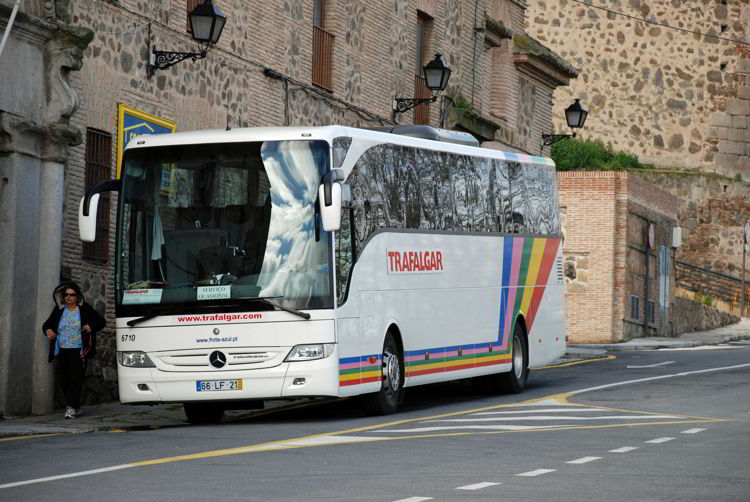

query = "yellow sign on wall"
[[116, 104, 176, 178]]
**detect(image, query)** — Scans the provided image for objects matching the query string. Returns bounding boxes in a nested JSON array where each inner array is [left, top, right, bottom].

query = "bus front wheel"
[[184, 403, 225, 424], [363, 333, 404, 415]]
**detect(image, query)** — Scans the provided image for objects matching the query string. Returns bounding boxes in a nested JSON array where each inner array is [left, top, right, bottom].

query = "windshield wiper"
[[239, 296, 311, 320], [127, 308, 181, 327]]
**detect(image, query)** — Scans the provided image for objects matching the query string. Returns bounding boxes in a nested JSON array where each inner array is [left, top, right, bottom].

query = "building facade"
[[1, 0, 575, 415], [558, 171, 678, 343]]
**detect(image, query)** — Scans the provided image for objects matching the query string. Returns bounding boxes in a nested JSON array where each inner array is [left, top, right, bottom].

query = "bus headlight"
[[118, 351, 155, 368], [285, 343, 335, 362]]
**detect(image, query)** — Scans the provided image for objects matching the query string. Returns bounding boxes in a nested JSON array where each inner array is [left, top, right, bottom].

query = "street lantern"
[[564, 98, 588, 129], [148, 0, 227, 77], [189, 0, 227, 45], [393, 54, 452, 115], [422, 54, 452, 92], [540, 98, 589, 155]]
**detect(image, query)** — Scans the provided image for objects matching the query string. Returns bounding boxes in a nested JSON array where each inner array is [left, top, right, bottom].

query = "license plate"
[[196, 379, 243, 392]]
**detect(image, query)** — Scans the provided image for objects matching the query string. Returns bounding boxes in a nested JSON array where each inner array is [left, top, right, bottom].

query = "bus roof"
[[124, 125, 555, 167]]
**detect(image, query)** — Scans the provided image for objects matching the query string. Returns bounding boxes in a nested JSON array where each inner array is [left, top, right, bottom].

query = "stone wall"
[[637, 170, 750, 277], [673, 296, 740, 335], [527, 0, 749, 173]]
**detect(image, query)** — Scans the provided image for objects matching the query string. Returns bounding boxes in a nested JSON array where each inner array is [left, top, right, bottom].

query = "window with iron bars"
[[82, 128, 112, 263], [646, 300, 655, 324], [312, 0, 334, 91], [630, 295, 640, 321]]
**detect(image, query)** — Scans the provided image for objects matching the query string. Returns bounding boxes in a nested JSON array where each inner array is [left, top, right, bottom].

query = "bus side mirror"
[[78, 179, 121, 242], [319, 183, 341, 232], [319, 168, 345, 232], [79, 194, 100, 242]]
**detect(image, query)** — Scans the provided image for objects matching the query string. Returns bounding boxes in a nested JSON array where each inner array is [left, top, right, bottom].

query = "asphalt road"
[[1, 342, 749, 501]]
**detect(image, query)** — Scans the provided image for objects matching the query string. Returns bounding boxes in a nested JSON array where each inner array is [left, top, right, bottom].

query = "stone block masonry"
[[528, 0, 748, 173]]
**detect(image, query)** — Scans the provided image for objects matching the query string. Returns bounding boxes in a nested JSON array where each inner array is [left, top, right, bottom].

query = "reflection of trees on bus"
[[335, 142, 562, 304]]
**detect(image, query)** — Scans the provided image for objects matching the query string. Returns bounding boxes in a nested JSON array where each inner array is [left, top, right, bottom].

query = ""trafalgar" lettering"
[[387, 250, 444, 273]]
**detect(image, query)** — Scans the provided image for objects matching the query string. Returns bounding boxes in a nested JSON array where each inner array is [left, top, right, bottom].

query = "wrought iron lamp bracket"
[[393, 95, 438, 114], [148, 48, 207, 77]]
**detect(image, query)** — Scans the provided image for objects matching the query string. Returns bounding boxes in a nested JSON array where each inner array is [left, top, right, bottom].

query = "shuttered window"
[[82, 128, 112, 263]]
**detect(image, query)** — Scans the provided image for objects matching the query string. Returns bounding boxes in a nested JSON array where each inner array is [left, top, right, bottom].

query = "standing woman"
[[42, 283, 106, 418]]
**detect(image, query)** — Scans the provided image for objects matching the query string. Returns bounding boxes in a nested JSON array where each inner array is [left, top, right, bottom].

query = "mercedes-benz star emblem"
[[213, 328, 220, 335], [209, 351, 227, 368]]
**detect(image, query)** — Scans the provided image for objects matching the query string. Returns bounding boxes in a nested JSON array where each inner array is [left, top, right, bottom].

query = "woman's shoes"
[[63, 406, 81, 419]]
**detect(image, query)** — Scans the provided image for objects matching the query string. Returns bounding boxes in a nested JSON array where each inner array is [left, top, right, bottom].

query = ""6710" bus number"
[[121, 334, 136, 342]]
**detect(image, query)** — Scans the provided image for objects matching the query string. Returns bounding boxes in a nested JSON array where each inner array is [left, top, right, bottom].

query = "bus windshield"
[[115, 140, 333, 316]]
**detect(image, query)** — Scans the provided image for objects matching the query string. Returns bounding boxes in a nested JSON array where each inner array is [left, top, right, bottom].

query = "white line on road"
[[627, 361, 675, 369], [456, 482, 501, 490], [0, 464, 132, 490], [609, 446, 639, 453], [566, 456, 602, 464], [569, 363, 750, 396], [472, 407, 604, 415], [391, 497, 433, 502], [682, 428, 707, 434], [517, 469, 556, 477], [646, 437, 675, 444], [425, 415, 679, 422]]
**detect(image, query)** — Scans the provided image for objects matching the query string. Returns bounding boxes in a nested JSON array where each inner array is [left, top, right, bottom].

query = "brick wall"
[[558, 171, 677, 343]]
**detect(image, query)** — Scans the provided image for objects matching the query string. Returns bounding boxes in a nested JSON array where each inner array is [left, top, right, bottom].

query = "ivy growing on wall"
[[550, 138, 652, 171]]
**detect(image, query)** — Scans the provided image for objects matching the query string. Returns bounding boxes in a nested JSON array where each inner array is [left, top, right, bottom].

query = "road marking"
[[682, 428, 706, 434], [424, 414, 680, 422], [566, 456, 602, 464], [370, 425, 568, 433], [473, 407, 604, 414], [517, 469, 556, 477], [646, 437, 674, 444], [392, 497, 433, 502], [4, 362, 744, 489], [609, 446, 638, 453], [536, 354, 616, 369], [627, 361, 675, 369], [456, 482, 501, 490], [568, 362, 750, 396], [0, 465, 132, 489], [0, 433, 64, 442]]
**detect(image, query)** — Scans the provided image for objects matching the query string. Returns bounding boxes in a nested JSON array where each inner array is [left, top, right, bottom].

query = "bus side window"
[[336, 205, 354, 306]]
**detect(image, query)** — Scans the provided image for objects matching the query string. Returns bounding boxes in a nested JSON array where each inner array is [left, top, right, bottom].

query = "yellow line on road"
[[536, 355, 616, 369], [0, 433, 64, 442]]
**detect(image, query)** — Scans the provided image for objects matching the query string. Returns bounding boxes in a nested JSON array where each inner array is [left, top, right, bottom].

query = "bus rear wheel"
[[184, 403, 225, 424], [500, 322, 529, 393], [363, 333, 404, 415]]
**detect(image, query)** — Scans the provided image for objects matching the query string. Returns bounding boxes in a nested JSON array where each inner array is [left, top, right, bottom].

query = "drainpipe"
[[0, 0, 21, 60]]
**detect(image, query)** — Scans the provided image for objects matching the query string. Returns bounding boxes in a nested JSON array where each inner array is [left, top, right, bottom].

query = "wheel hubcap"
[[383, 350, 401, 393], [513, 334, 524, 379]]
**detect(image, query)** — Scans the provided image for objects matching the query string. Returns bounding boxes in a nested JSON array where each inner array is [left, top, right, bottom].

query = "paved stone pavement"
[[2, 319, 749, 437]]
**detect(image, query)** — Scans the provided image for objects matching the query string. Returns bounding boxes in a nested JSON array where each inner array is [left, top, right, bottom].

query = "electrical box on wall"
[[672, 227, 682, 248]]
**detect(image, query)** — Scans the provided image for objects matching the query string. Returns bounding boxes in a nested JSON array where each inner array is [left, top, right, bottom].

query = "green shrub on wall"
[[550, 138, 652, 171]]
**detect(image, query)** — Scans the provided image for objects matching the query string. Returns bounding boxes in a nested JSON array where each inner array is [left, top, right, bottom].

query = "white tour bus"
[[79, 124, 565, 424]]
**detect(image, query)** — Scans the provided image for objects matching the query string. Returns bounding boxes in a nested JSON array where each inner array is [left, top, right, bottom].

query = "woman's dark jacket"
[[42, 303, 106, 362]]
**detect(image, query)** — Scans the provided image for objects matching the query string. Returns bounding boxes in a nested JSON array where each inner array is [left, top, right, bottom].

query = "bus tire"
[[363, 332, 404, 415], [500, 321, 529, 393], [184, 403, 225, 424]]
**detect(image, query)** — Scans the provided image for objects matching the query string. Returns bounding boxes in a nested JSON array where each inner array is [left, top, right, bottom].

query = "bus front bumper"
[[118, 355, 340, 404]]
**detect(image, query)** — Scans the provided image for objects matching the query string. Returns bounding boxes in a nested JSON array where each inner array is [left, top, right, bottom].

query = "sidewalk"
[[2, 320, 749, 437]]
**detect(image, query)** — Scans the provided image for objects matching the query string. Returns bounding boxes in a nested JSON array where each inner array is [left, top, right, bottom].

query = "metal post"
[[742, 223, 747, 317]]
